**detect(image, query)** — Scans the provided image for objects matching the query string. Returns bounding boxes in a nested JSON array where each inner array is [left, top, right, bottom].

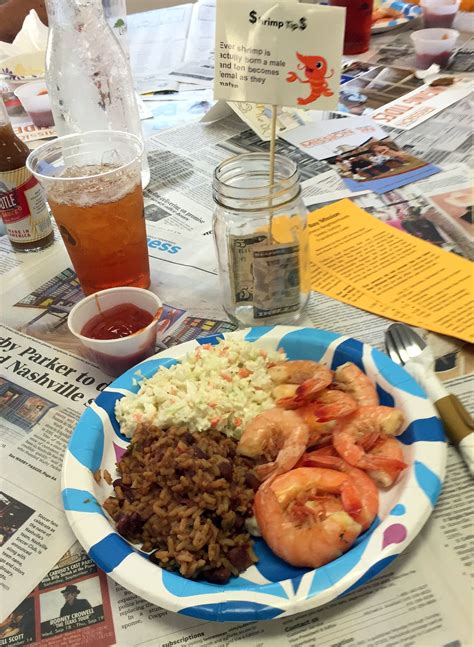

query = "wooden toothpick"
[[269, 104, 278, 243]]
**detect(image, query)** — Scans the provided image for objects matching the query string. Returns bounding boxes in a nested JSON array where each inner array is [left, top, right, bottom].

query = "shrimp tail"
[[277, 377, 330, 408], [340, 481, 363, 519], [299, 452, 343, 470], [296, 377, 328, 401], [255, 461, 278, 480], [300, 448, 379, 531], [298, 452, 362, 518], [297, 452, 362, 519], [360, 455, 407, 472], [360, 431, 382, 451]]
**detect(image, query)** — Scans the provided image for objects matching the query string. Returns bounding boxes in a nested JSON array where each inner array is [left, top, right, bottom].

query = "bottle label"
[[0, 166, 53, 243]]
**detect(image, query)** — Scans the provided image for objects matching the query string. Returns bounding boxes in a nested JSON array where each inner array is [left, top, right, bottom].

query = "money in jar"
[[212, 152, 309, 326]]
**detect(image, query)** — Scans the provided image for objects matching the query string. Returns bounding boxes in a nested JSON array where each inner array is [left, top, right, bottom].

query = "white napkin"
[[0, 10, 48, 61]]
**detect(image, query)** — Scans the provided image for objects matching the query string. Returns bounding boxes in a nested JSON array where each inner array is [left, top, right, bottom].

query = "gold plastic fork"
[[386, 323, 474, 476]]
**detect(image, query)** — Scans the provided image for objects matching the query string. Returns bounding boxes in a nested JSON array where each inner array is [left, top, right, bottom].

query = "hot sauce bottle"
[[0, 98, 54, 252]]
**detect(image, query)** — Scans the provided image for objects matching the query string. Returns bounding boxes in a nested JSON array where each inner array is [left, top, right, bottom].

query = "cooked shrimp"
[[334, 362, 379, 407], [299, 447, 379, 530], [293, 390, 358, 448], [269, 360, 332, 386], [332, 406, 407, 487], [366, 436, 406, 488], [237, 408, 309, 481], [254, 467, 362, 568], [307, 423, 335, 449], [297, 389, 358, 423], [269, 360, 333, 408]]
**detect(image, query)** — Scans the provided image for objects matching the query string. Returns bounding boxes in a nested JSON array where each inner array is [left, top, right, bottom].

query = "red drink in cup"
[[329, 0, 374, 55]]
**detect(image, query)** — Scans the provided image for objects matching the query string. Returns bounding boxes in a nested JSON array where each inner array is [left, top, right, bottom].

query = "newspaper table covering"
[[1, 16, 474, 647], [0, 157, 473, 647], [0, 224, 472, 645]]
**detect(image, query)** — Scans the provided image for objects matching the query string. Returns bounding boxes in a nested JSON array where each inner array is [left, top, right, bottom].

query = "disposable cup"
[[27, 131, 149, 295], [421, 0, 460, 28], [410, 28, 459, 68], [68, 287, 162, 377], [328, 0, 374, 55], [14, 80, 54, 128]]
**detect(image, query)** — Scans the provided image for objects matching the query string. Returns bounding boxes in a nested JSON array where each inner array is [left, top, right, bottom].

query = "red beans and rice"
[[103, 423, 260, 583]]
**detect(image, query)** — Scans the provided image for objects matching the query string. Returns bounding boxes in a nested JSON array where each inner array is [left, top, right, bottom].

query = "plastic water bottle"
[[102, 0, 130, 59], [44, 0, 150, 187]]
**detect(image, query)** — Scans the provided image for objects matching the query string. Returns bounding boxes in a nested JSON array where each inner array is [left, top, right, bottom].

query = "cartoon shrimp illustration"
[[286, 52, 334, 106]]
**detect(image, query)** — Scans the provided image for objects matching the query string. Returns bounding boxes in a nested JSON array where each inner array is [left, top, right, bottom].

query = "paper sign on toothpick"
[[214, 0, 345, 109]]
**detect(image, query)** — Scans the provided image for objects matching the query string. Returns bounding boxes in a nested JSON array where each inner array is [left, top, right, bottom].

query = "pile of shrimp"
[[236, 360, 407, 569]]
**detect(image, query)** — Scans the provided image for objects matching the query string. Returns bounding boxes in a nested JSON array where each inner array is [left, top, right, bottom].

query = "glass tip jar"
[[213, 152, 309, 327]]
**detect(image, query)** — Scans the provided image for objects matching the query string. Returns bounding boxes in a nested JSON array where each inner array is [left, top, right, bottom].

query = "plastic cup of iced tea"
[[68, 287, 162, 376], [329, 0, 374, 55], [26, 130, 150, 295], [410, 28, 459, 69]]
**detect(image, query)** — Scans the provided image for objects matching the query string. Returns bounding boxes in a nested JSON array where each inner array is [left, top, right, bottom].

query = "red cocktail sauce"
[[81, 303, 154, 340], [415, 50, 452, 69]]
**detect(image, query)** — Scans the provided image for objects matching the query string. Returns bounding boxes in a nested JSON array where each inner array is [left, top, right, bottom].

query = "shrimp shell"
[[237, 408, 309, 481], [334, 362, 379, 407], [332, 406, 407, 487], [299, 447, 379, 530], [254, 467, 362, 568]]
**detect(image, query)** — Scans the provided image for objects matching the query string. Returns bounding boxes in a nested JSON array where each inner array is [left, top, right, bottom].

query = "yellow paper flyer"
[[308, 199, 474, 343]]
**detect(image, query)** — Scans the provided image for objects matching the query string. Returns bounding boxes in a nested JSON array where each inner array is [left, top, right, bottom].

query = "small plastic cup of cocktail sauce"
[[14, 80, 55, 128], [68, 287, 162, 377], [410, 28, 459, 69], [421, 0, 460, 28]]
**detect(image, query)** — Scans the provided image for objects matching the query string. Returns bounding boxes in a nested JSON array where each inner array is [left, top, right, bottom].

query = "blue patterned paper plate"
[[61, 326, 446, 622], [372, 1, 423, 33]]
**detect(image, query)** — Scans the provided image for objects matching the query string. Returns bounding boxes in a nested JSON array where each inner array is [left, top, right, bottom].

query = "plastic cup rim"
[[68, 287, 162, 346], [410, 27, 459, 41], [13, 79, 48, 98], [26, 130, 144, 183], [420, 0, 460, 6]]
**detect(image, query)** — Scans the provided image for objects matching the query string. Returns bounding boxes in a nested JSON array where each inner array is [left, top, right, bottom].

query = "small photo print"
[[40, 576, 104, 639], [328, 138, 430, 184], [0, 597, 36, 645], [0, 492, 35, 547]]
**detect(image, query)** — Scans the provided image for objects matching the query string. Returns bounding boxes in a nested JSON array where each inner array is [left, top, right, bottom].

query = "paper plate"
[[61, 326, 446, 622], [0, 51, 45, 88], [372, 1, 423, 33]]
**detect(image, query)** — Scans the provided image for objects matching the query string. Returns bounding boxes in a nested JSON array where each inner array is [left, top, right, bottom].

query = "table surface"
[[0, 6, 473, 647]]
